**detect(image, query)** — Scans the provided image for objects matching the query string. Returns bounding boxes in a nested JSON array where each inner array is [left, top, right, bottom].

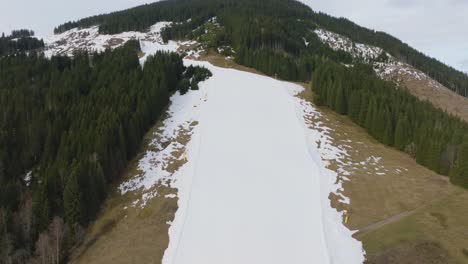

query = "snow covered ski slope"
[[163, 61, 364, 264]]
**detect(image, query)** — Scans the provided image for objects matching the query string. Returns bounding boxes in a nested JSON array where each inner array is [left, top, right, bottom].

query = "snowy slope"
[[314, 29, 387, 62], [160, 61, 364, 264], [42, 22, 364, 263], [41, 22, 182, 64], [313, 28, 447, 90]]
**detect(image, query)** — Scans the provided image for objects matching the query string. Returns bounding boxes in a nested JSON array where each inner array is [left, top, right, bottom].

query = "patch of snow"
[[314, 28, 387, 63], [313, 28, 446, 90], [118, 75, 209, 196], [42, 21, 181, 65], [24, 171, 32, 186], [337, 193, 351, 205], [140, 190, 159, 208]]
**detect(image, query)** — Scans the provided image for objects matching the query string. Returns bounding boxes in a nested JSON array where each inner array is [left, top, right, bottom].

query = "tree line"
[[0, 29, 44, 57], [9, 29, 35, 38], [54, 0, 468, 98], [48, 0, 468, 196], [312, 61, 468, 187], [0, 41, 210, 263], [311, 12, 468, 97]]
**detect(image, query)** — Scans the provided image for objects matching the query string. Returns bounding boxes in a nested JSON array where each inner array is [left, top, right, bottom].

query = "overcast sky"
[[0, 0, 467, 72]]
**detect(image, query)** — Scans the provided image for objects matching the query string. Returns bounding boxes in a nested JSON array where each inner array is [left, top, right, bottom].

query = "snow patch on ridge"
[[314, 28, 447, 91], [41, 22, 190, 65], [314, 28, 387, 62], [374, 61, 446, 90]]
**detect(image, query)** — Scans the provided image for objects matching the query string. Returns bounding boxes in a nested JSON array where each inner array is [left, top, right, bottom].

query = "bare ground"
[[300, 86, 468, 263], [384, 64, 468, 123], [69, 115, 197, 264]]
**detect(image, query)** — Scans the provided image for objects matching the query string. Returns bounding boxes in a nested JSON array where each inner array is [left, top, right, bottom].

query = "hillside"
[[0, 30, 44, 56], [54, 0, 468, 98], [1, 0, 468, 263], [312, 27, 468, 124]]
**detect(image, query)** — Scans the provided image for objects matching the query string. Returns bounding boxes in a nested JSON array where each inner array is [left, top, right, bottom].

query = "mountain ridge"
[[2, 1, 468, 263], [54, 0, 468, 98]]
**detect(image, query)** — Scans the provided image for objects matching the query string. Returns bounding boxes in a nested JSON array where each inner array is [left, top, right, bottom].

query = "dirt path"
[[355, 210, 416, 238], [354, 192, 451, 238]]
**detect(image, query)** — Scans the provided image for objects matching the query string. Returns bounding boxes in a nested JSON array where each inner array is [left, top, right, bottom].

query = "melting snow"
[[24, 171, 32, 186], [118, 67, 210, 206], [314, 28, 446, 90], [161, 61, 364, 264], [42, 21, 183, 65], [43, 22, 365, 263], [314, 28, 386, 63]]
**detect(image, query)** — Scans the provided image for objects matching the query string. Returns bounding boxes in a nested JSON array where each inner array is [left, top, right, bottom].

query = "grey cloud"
[[458, 59, 468, 72], [386, 0, 421, 8]]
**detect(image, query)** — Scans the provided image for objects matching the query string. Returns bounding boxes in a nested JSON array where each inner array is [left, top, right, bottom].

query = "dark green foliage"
[[9, 29, 35, 38], [185, 65, 212, 90], [0, 42, 210, 261], [177, 65, 212, 94], [63, 169, 82, 226], [0, 0, 465, 260], [450, 136, 468, 188], [54, 0, 352, 82], [55, 0, 468, 97], [311, 61, 468, 178], [178, 79, 191, 95], [311, 12, 468, 97], [0, 30, 44, 56]]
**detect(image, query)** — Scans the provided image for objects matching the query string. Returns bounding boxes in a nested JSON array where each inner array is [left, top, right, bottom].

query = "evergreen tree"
[[63, 169, 82, 226], [394, 114, 408, 150], [334, 79, 346, 114], [450, 135, 468, 188]]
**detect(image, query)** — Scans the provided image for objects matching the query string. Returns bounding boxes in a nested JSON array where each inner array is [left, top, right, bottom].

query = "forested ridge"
[[0, 29, 44, 57], [52, 0, 468, 188], [1, 0, 468, 262], [312, 62, 468, 187], [54, 0, 468, 98], [0, 41, 210, 263]]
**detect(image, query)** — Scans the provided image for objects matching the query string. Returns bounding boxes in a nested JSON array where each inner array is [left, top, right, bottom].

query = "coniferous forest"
[[0, 30, 44, 57], [0, 41, 210, 262], [54, 0, 468, 97], [311, 62, 468, 185], [56, 0, 468, 190], [1, 0, 468, 262]]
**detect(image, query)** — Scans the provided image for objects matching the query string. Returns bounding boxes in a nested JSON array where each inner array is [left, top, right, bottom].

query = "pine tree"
[[394, 114, 408, 150], [33, 185, 51, 231], [334, 79, 346, 114], [382, 109, 394, 146], [63, 169, 82, 226], [365, 97, 377, 133], [348, 91, 361, 122], [450, 135, 468, 188]]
